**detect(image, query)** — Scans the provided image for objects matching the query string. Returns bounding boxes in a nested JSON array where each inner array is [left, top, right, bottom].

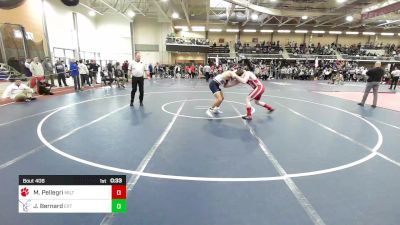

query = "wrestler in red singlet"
[[234, 70, 274, 120]]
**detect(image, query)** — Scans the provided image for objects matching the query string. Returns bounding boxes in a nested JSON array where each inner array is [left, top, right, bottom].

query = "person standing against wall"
[[42, 57, 55, 87], [55, 60, 68, 87], [70, 59, 81, 92], [358, 61, 385, 108], [30, 57, 45, 92], [129, 52, 148, 106], [78, 60, 90, 87], [89, 60, 100, 85]]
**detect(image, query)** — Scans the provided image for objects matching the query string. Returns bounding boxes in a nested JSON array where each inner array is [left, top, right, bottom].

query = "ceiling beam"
[[223, 0, 342, 17], [296, 16, 320, 27], [150, 0, 172, 23], [180, 0, 191, 26], [331, 21, 350, 28], [242, 9, 251, 26], [260, 16, 274, 26], [278, 18, 293, 27], [377, 19, 400, 27], [314, 15, 346, 27], [129, 2, 146, 16], [98, 0, 132, 20]]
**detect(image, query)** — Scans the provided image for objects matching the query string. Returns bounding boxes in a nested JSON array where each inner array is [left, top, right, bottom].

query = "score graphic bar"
[[18, 175, 126, 213]]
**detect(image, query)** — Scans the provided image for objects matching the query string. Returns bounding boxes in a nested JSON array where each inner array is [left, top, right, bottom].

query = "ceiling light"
[[260, 30, 274, 33], [336, 0, 346, 3], [172, 12, 179, 19], [329, 31, 342, 34], [192, 26, 205, 31], [270, 0, 277, 2], [301, 15, 308, 20], [362, 32, 375, 35], [346, 15, 353, 22], [243, 29, 256, 32], [381, 32, 394, 36], [209, 29, 222, 32], [88, 11, 96, 17], [295, 30, 308, 33], [277, 30, 291, 33], [251, 13, 258, 21], [226, 29, 239, 32], [345, 31, 359, 35], [175, 26, 189, 31], [127, 11, 135, 18], [312, 30, 325, 34]]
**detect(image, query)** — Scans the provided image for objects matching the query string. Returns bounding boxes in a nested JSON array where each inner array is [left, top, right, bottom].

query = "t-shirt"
[[366, 67, 385, 82], [391, 69, 400, 78], [129, 61, 147, 78]]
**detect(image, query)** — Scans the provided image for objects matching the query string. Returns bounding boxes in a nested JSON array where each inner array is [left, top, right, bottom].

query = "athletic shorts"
[[209, 80, 221, 94], [249, 85, 265, 101]]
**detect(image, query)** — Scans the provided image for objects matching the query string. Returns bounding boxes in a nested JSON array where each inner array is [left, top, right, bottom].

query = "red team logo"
[[20, 187, 29, 197]]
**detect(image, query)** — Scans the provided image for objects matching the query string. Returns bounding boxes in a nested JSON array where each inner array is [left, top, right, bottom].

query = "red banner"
[[362, 2, 400, 20]]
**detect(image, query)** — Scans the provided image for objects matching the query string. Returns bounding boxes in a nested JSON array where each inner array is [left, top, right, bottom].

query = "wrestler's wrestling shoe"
[[206, 108, 214, 117], [241, 115, 252, 120]]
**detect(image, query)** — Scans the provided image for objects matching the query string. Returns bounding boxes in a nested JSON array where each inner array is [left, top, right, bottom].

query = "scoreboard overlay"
[[18, 175, 126, 213]]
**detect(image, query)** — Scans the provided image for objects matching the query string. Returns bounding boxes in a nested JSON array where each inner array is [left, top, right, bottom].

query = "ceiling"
[[80, 0, 400, 32]]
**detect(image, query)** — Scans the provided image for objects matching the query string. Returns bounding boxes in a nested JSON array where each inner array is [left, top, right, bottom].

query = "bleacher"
[[165, 36, 400, 62], [209, 45, 230, 54]]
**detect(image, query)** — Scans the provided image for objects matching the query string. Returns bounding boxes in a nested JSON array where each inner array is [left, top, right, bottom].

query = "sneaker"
[[268, 108, 275, 113], [25, 99, 31, 102], [357, 103, 364, 107], [242, 115, 252, 120], [206, 108, 214, 117], [130, 102, 133, 107], [140, 102, 143, 107], [29, 97, 37, 101], [371, 105, 377, 108]]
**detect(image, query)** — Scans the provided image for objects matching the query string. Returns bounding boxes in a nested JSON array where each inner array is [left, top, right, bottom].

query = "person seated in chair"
[[114, 67, 126, 88], [100, 69, 114, 86], [37, 79, 54, 95], [2, 79, 36, 102]]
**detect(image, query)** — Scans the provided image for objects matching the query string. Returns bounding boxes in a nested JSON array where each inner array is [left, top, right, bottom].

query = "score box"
[[18, 175, 126, 213]]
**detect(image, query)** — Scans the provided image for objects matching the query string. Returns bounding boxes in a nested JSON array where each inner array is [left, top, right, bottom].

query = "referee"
[[129, 52, 148, 106]]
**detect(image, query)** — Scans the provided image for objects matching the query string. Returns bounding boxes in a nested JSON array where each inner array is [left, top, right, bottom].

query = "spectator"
[[24, 58, 32, 78], [29, 57, 45, 91], [389, 66, 400, 90], [122, 60, 129, 80], [114, 62, 126, 88], [69, 60, 81, 91], [358, 61, 385, 108], [89, 60, 100, 85], [55, 60, 68, 87], [42, 57, 54, 86], [37, 79, 54, 95], [190, 63, 196, 78], [1, 79, 36, 102], [78, 60, 90, 87]]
